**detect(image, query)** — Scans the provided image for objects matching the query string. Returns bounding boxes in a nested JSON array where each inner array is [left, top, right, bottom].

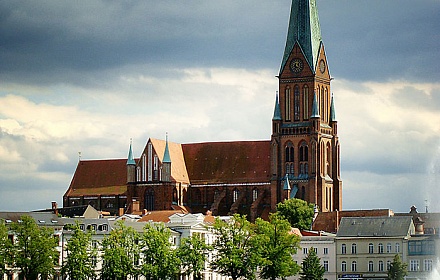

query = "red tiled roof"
[[138, 210, 188, 223], [64, 159, 128, 197], [182, 140, 271, 184]]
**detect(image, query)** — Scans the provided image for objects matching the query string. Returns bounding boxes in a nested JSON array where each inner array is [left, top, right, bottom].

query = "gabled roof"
[[182, 140, 271, 184], [64, 159, 128, 197], [149, 138, 190, 184], [337, 216, 414, 238]]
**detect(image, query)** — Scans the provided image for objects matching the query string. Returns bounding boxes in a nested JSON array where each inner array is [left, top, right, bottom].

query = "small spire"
[[283, 174, 291, 191], [272, 91, 282, 121], [127, 139, 136, 165], [311, 91, 320, 118], [330, 93, 336, 122], [163, 133, 171, 163]]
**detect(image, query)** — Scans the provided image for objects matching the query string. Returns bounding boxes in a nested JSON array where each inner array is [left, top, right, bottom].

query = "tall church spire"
[[280, 0, 322, 75], [127, 140, 135, 165]]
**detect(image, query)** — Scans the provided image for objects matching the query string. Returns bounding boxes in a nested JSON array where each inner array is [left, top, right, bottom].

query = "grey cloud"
[[391, 86, 440, 112]]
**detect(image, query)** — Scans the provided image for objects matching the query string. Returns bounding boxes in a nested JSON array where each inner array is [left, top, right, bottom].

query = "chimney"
[[132, 200, 140, 212], [51, 201, 58, 216], [118, 208, 124, 217]]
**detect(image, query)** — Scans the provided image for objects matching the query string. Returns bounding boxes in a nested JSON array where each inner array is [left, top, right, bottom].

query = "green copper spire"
[[272, 91, 282, 121], [330, 93, 336, 122], [127, 140, 135, 165], [283, 174, 291, 190], [163, 134, 171, 163], [280, 0, 322, 75], [311, 92, 320, 118]]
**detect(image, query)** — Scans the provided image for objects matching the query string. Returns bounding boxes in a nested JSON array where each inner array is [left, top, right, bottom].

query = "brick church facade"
[[63, 0, 342, 220]]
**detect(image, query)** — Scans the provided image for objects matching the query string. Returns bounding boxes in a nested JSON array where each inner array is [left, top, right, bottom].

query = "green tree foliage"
[[178, 233, 212, 280], [210, 214, 261, 280], [276, 198, 315, 230], [11, 215, 59, 280], [61, 222, 97, 280], [141, 222, 180, 280], [300, 247, 325, 280], [387, 254, 408, 280], [100, 221, 140, 280], [254, 213, 301, 280], [0, 220, 13, 276]]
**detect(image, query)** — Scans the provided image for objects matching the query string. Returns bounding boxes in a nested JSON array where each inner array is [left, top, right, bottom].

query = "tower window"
[[303, 85, 309, 120], [285, 87, 291, 121], [285, 143, 294, 162], [294, 85, 300, 121]]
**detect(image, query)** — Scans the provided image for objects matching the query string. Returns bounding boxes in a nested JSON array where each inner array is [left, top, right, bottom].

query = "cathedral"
[[63, 0, 342, 220]]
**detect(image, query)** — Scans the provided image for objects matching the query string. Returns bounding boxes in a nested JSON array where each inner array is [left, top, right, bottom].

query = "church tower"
[[271, 0, 342, 212]]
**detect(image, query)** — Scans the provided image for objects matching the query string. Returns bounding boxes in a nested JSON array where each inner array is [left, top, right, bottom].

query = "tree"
[[61, 222, 97, 280], [0, 220, 12, 276], [387, 254, 408, 280], [11, 215, 59, 280], [254, 213, 301, 280], [140, 222, 180, 280], [276, 198, 315, 230], [210, 214, 262, 280], [100, 221, 140, 280], [300, 247, 325, 280], [178, 233, 212, 280]]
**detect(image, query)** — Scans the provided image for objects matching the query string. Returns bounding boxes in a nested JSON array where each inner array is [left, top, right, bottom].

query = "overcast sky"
[[1, 0, 439, 213]]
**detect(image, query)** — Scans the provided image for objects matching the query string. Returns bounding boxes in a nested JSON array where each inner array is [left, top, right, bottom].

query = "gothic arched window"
[[303, 85, 309, 120], [233, 189, 239, 203], [294, 85, 300, 121], [145, 188, 154, 211], [285, 87, 291, 121], [252, 188, 258, 202], [285, 143, 294, 162]]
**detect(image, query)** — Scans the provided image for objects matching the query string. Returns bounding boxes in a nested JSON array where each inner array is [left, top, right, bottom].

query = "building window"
[[285, 143, 294, 162], [368, 261, 374, 272], [303, 85, 309, 120], [424, 259, 433, 271], [378, 260, 384, 272], [378, 243, 384, 254], [341, 244, 346, 255], [351, 243, 357, 254], [410, 260, 420, 272], [145, 188, 155, 211], [233, 189, 239, 203], [387, 243, 392, 253], [303, 247, 308, 255], [252, 188, 258, 202], [341, 261, 347, 272], [369, 243, 374, 254], [285, 87, 291, 121], [323, 247, 328, 255], [323, 260, 329, 272], [294, 85, 300, 121], [299, 142, 308, 161], [351, 261, 357, 272], [387, 260, 391, 270], [395, 243, 400, 253]]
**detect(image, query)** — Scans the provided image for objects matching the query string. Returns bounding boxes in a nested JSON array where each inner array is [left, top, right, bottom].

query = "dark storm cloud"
[[2, 0, 438, 88], [0, 1, 288, 86], [318, 0, 440, 82]]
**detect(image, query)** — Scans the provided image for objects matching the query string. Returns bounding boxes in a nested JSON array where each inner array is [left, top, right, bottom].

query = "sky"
[[0, 0, 439, 213]]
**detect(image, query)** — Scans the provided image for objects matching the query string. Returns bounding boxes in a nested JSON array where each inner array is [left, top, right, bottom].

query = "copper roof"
[[182, 140, 271, 184], [64, 159, 128, 197]]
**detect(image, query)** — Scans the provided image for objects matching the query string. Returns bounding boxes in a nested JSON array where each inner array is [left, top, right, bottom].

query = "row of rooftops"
[[2, 204, 439, 239]]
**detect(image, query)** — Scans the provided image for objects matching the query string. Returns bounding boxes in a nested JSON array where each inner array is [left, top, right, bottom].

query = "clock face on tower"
[[290, 58, 303, 74]]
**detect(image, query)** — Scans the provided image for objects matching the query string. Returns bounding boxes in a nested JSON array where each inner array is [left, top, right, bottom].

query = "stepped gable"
[[182, 140, 271, 184], [64, 159, 129, 197], [149, 138, 190, 184]]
